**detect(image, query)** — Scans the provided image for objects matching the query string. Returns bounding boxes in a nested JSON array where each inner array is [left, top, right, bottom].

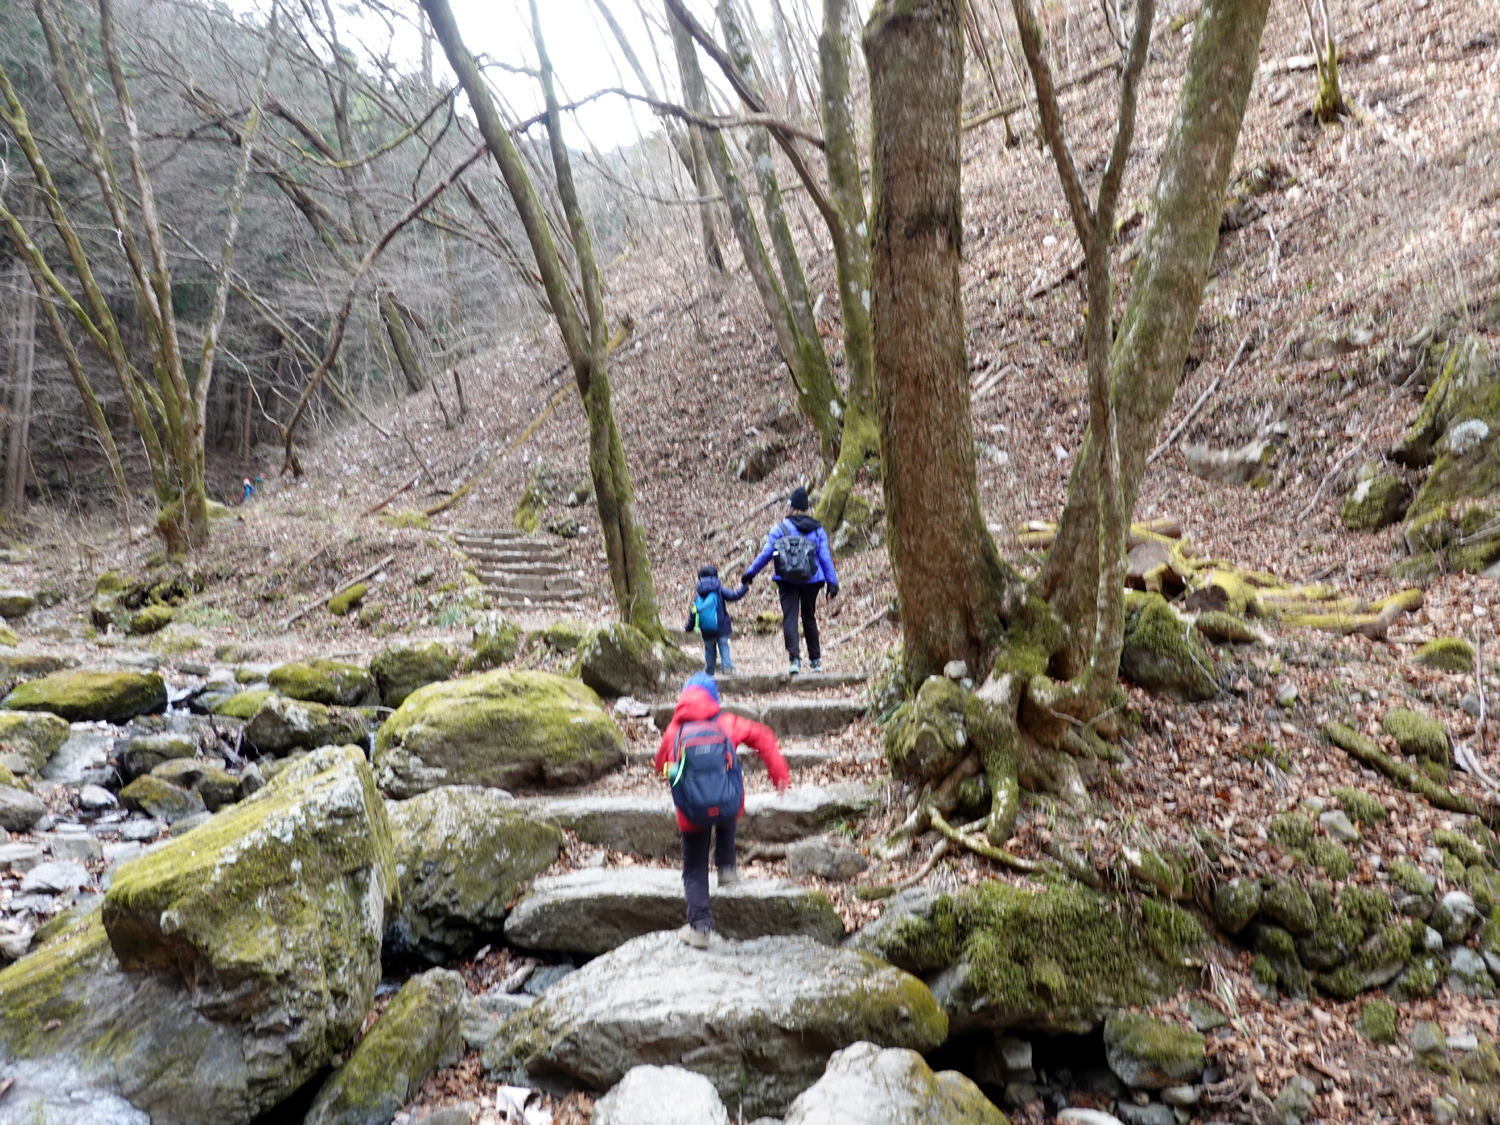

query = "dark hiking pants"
[[778, 580, 824, 662], [681, 814, 738, 931]]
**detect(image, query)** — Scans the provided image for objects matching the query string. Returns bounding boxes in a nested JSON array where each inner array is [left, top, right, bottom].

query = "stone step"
[[514, 783, 874, 859], [447, 528, 527, 543], [473, 564, 574, 581], [742, 743, 834, 772], [463, 545, 569, 562], [650, 697, 867, 738], [483, 590, 584, 607], [713, 671, 868, 696], [503, 868, 844, 954], [480, 574, 586, 597], [490, 598, 585, 612]]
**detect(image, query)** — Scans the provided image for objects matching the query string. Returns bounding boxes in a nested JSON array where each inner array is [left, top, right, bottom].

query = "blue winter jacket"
[[685, 575, 748, 638], [744, 514, 839, 587]]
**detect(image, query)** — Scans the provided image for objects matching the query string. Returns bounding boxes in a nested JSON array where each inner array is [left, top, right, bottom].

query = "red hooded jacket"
[[654, 684, 789, 831]]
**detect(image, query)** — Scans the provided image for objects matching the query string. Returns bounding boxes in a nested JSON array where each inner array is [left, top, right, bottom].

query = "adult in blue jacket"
[[743, 486, 839, 674]]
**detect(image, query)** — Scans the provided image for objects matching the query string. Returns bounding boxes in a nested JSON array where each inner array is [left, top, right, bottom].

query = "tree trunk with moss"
[[865, 0, 1019, 680], [669, 4, 841, 466], [423, 0, 665, 637], [1035, 0, 1270, 673], [814, 0, 881, 532]]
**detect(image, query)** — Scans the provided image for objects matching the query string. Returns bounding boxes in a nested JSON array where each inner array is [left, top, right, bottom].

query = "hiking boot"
[[788, 659, 801, 676], [678, 924, 710, 950], [718, 867, 740, 887], [809, 658, 822, 672]]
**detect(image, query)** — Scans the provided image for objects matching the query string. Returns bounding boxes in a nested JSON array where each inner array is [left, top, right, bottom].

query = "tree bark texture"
[[865, 0, 1013, 680], [1035, 0, 1271, 665], [668, 3, 841, 465], [4, 262, 36, 516], [814, 0, 880, 531], [423, 0, 665, 635]]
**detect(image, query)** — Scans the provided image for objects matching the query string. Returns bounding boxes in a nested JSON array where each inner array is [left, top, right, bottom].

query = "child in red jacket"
[[655, 673, 789, 948]]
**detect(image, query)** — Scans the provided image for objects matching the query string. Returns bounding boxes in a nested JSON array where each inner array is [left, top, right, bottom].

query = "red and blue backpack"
[[664, 714, 743, 825]]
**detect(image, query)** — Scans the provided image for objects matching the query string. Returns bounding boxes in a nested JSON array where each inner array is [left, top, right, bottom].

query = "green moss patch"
[[0, 709, 70, 775], [327, 584, 367, 617], [269, 659, 374, 707], [371, 641, 458, 708], [884, 675, 967, 781], [464, 611, 522, 673], [1103, 1010, 1205, 1088], [1383, 708, 1450, 763], [1120, 592, 1217, 702], [210, 688, 273, 721], [573, 622, 662, 698], [1415, 637, 1475, 672], [1332, 786, 1387, 826], [3, 669, 166, 723], [128, 604, 175, 635], [1341, 474, 1411, 531], [1358, 999, 1398, 1044]]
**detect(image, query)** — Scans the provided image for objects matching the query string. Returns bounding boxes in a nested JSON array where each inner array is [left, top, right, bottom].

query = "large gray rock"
[[2, 669, 166, 724], [781, 1041, 1007, 1125], [373, 671, 623, 798], [575, 623, 662, 698], [0, 783, 45, 831], [385, 786, 564, 964], [515, 784, 875, 859], [0, 746, 398, 1123], [787, 837, 869, 881], [650, 698, 868, 739], [1104, 1011, 1206, 1090], [485, 932, 948, 1118], [371, 641, 459, 708], [503, 868, 844, 954], [594, 1065, 731, 1125], [119, 732, 197, 781], [305, 968, 466, 1125]]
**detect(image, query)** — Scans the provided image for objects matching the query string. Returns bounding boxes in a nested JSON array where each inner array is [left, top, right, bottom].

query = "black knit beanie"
[[788, 486, 810, 511], [698, 564, 718, 578]]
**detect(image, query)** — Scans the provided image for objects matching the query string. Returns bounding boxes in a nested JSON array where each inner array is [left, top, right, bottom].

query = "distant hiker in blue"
[[685, 564, 748, 675], [743, 486, 839, 675], [240, 477, 255, 504]]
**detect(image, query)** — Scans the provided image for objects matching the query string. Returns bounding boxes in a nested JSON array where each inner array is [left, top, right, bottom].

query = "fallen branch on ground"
[[1148, 333, 1253, 463], [1324, 722, 1488, 820], [281, 553, 394, 629], [930, 811, 1046, 872]]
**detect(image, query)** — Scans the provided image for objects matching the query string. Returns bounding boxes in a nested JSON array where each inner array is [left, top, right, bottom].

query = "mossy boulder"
[[1415, 637, 1474, 672], [151, 758, 240, 812], [373, 670, 623, 798], [530, 618, 591, 653], [1104, 1010, 1205, 1089], [574, 622, 662, 698], [1358, 999, 1398, 1044], [102, 746, 395, 1113], [1194, 611, 1261, 644], [1213, 877, 1262, 935], [1260, 876, 1317, 935], [120, 774, 207, 824], [2, 669, 166, 723], [269, 659, 375, 707], [120, 732, 198, 781], [463, 611, 522, 673], [1333, 786, 1387, 826], [1120, 593, 1217, 702], [0, 588, 36, 618], [304, 967, 466, 1125], [327, 584, 367, 617], [370, 641, 459, 708], [851, 880, 1204, 1034], [1393, 335, 1500, 518], [244, 694, 368, 756], [210, 687, 275, 721], [485, 931, 948, 1119], [0, 783, 44, 831], [0, 622, 18, 647], [781, 1040, 1007, 1125], [0, 708, 70, 775], [384, 786, 564, 964], [1341, 473, 1411, 531], [885, 675, 968, 781], [1383, 708, 1449, 763], [128, 603, 175, 635]]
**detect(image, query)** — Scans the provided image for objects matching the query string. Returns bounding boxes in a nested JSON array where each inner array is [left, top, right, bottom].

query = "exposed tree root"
[[1324, 722, 1491, 821], [930, 810, 1048, 872]]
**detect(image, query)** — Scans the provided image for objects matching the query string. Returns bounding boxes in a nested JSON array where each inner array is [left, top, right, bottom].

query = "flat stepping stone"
[[713, 672, 867, 696], [503, 868, 843, 954], [515, 783, 874, 859], [483, 931, 947, 1120], [742, 743, 834, 771], [650, 697, 866, 737]]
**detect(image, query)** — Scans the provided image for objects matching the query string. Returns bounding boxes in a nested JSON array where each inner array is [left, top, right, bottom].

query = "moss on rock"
[[120, 775, 207, 824], [371, 641, 458, 708], [1434, 828, 1485, 869], [1120, 592, 1217, 702], [210, 688, 275, 721], [1194, 611, 1261, 644], [884, 675, 968, 781], [574, 622, 662, 698], [1415, 637, 1475, 672], [0, 709, 70, 775], [103, 745, 395, 1099], [385, 786, 564, 963], [1261, 877, 1317, 935], [374, 670, 623, 798], [1341, 473, 1411, 531], [1358, 999, 1398, 1044], [304, 967, 465, 1125], [1213, 877, 1262, 934], [244, 695, 369, 756], [530, 619, 591, 653], [1103, 1010, 1205, 1089], [327, 584, 367, 617], [2, 669, 166, 723], [1398, 336, 1500, 518], [128, 603, 175, 635], [463, 611, 522, 673], [269, 659, 375, 707], [151, 758, 239, 811], [1333, 786, 1387, 826], [1383, 708, 1450, 763], [864, 880, 1204, 1033]]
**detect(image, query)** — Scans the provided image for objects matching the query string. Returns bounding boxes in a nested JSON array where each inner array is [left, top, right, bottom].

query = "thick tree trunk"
[[4, 262, 35, 516], [865, 0, 1015, 681], [1035, 0, 1270, 667], [814, 0, 880, 532]]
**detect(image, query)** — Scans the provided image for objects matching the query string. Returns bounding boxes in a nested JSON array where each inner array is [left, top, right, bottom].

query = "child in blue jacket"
[[742, 486, 839, 675], [685, 564, 748, 675]]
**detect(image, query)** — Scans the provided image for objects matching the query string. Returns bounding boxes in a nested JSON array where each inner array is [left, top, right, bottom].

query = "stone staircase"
[[445, 527, 586, 611]]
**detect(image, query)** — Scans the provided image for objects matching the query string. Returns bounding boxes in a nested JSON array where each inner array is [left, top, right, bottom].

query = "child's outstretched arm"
[[724, 583, 750, 602], [721, 713, 789, 793]]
